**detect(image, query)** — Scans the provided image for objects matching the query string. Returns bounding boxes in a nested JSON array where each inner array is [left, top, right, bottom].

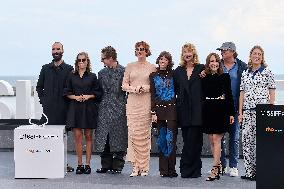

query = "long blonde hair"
[[248, 45, 267, 69], [180, 43, 200, 66]]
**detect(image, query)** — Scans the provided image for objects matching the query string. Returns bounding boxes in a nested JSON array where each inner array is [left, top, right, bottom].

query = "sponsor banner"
[[257, 105, 284, 189]]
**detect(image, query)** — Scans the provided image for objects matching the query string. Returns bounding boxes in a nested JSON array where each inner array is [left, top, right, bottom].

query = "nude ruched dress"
[[122, 61, 156, 172]]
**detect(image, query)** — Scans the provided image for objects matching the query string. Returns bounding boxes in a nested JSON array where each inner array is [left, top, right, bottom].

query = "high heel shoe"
[[218, 163, 225, 176], [209, 163, 224, 176], [130, 164, 140, 177], [206, 166, 220, 181], [140, 170, 148, 176], [130, 170, 139, 177]]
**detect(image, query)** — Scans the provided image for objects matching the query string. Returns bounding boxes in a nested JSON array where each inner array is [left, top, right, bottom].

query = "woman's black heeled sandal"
[[209, 163, 224, 176], [218, 163, 224, 176], [206, 166, 220, 181], [76, 165, 85, 174], [84, 165, 91, 174]]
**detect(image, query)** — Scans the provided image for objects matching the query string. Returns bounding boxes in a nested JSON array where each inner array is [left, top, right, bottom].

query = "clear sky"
[[1, 0, 283, 76]]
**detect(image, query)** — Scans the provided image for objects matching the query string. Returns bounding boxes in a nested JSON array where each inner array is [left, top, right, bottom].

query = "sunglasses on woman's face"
[[135, 47, 145, 52], [77, 58, 86, 63]]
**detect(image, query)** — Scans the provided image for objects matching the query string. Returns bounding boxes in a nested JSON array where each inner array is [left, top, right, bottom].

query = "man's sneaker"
[[229, 167, 238, 177]]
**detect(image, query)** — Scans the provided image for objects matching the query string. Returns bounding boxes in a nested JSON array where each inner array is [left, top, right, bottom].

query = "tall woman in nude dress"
[[122, 41, 156, 177]]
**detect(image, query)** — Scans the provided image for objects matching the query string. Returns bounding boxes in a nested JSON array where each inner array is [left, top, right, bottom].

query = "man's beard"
[[52, 53, 63, 62]]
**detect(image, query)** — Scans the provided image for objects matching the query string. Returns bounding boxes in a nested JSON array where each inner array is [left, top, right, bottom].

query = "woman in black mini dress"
[[64, 52, 102, 174], [202, 53, 235, 181]]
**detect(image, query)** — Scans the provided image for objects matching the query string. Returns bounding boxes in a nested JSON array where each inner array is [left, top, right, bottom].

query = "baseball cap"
[[216, 42, 236, 51]]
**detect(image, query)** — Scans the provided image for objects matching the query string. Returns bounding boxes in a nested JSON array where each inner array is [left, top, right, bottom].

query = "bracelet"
[[151, 111, 156, 115]]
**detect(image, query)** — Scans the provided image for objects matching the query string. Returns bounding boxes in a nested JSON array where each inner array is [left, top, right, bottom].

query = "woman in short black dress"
[[64, 52, 102, 174], [202, 53, 235, 181]]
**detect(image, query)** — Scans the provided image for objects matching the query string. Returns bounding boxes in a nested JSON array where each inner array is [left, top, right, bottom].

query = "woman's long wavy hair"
[[204, 53, 223, 75], [248, 45, 267, 69], [74, 52, 92, 74], [180, 43, 200, 67], [155, 51, 174, 70]]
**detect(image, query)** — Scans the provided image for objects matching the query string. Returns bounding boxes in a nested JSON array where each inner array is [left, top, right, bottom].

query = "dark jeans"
[[157, 120, 177, 175], [221, 114, 240, 168]]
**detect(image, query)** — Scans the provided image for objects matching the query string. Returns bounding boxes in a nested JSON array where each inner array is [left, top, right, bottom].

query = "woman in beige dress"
[[122, 41, 156, 177]]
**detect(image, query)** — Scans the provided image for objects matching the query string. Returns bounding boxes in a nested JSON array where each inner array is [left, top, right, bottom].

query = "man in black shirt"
[[36, 42, 74, 172]]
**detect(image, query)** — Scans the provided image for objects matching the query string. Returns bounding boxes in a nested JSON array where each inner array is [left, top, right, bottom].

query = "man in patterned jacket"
[[95, 46, 128, 174]]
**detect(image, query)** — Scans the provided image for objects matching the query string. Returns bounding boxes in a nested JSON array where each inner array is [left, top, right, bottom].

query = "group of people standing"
[[36, 40, 276, 182]]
